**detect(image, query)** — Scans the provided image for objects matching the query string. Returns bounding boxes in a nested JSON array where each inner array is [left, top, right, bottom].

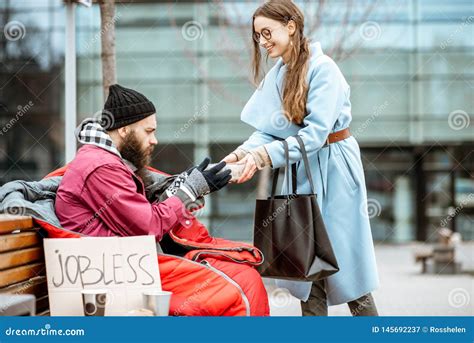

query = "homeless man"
[[53, 84, 269, 316]]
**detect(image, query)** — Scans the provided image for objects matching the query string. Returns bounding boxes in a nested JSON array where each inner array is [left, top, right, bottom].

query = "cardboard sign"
[[44, 236, 161, 316]]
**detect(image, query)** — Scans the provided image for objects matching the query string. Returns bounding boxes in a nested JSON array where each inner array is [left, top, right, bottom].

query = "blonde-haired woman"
[[222, 0, 379, 316]]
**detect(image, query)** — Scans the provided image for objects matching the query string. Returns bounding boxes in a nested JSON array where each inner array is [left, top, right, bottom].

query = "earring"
[[290, 40, 293, 46]]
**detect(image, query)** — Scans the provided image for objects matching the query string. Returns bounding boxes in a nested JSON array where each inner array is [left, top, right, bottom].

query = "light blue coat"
[[239, 42, 379, 306]]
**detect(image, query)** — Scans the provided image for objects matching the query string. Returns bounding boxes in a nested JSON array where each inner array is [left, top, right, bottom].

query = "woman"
[[222, 0, 379, 316]]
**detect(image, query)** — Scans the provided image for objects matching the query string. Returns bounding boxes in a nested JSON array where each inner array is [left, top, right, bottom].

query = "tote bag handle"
[[270, 135, 316, 197]]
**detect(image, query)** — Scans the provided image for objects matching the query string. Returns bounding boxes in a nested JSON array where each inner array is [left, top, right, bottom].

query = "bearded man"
[[55, 84, 230, 239]]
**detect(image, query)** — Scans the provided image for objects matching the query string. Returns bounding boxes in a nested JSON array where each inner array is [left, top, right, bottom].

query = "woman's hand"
[[221, 153, 238, 164], [236, 154, 257, 183]]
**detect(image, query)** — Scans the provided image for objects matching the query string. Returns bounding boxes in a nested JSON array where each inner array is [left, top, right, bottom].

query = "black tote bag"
[[253, 135, 339, 281]]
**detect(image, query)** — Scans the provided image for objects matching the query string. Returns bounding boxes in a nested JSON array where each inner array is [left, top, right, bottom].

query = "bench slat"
[[0, 232, 41, 253], [0, 215, 34, 234], [36, 294, 49, 314], [0, 263, 45, 288], [37, 309, 50, 316], [0, 247, 44, 270], [0, 276, 48, 297]]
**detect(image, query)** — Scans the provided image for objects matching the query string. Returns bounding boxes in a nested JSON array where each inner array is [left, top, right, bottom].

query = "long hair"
[[252, 0, 311, 124]]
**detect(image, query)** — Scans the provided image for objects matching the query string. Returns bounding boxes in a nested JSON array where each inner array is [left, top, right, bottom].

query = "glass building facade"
[[0, 0, 472, 242]]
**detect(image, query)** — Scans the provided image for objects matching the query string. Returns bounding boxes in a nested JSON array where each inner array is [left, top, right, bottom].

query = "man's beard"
[[119, 130, 154, 181]]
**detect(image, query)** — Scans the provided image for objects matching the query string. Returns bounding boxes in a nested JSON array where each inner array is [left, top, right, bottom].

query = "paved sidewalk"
[[266, 242, 473, 316]]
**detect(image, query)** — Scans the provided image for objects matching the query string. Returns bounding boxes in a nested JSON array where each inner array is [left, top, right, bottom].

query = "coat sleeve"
[[82, 164, 190, 241], [237, 129, 276, 152], [263, 56, 348, 169]]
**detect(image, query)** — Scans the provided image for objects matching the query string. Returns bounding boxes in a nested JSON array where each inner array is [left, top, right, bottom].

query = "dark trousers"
[[301, 280, 378, 316]]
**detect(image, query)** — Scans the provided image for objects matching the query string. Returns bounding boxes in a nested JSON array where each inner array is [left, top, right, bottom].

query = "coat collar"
[[241, 42, 324, 139]]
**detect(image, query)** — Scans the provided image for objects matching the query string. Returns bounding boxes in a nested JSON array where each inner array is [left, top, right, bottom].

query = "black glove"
[[164, 157, 231, 203], [195, 158, 231, 193]]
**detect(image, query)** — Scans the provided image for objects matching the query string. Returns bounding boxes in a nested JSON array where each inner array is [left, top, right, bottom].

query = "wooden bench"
[[0, 215, 49, 315], [414, 251, 433, 273]]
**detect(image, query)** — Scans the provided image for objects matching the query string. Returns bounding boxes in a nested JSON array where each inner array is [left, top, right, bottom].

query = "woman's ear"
[[287, 19, 296, 36]]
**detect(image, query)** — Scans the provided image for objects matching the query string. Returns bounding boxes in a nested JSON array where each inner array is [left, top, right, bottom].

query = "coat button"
[[185, 220, 191, 225]]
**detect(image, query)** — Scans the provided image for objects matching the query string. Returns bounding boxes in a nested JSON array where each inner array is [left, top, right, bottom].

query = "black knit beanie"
[[101, 84, 156, 130]]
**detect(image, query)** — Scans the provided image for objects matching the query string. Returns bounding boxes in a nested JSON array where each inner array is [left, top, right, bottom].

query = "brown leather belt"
[[323, 127, 351, 147]]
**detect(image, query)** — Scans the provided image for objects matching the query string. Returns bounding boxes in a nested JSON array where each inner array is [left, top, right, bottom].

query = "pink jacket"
[[55, 144, 189, 241]]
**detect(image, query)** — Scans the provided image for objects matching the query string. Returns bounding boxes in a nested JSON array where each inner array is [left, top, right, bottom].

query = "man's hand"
[[164, 157, 231, 205], [195, 158, 231, 193]]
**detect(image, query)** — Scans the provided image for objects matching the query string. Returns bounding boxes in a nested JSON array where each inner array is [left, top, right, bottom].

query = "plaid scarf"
[[75, 118, 122, 158]]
